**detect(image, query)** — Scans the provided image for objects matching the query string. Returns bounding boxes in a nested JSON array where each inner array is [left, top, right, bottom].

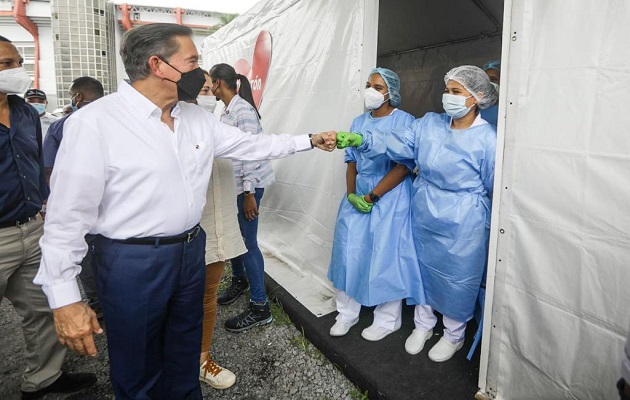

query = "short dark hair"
[[120, 23, 193, 83], [71, 76, 104, 98], [0, 36, 11, 43]]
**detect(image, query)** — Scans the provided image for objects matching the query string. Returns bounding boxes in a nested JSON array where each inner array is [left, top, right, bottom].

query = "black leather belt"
[[0, 214, 37, 229], [116, 225, 201, 245]]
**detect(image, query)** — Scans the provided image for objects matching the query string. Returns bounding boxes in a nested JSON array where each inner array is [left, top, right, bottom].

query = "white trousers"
[[413, 305, 466, 343], [335, 290, 402, 330]]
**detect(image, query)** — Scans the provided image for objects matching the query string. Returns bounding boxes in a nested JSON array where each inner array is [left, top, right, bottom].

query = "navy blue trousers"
[[94, 228, 206, 400]]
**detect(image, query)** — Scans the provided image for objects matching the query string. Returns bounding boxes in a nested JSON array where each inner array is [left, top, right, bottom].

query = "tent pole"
[[379, 31, 501, 59]]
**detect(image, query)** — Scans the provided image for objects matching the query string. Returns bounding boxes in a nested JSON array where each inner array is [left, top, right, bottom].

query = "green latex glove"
[[337, 132, 363, 149], [347, 193, 373, 213]]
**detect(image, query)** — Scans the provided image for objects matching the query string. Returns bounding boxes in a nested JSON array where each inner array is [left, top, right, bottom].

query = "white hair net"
[[444, 65, 498, 110]]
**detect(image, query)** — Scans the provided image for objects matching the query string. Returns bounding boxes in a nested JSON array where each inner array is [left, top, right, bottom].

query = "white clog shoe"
[[404, 328, 433, 355], [427, 336, 464, 362], [329, 318, 359, 337], [361, 323, 400, 342]]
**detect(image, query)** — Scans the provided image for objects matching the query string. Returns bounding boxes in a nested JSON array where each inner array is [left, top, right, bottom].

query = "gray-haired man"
[[35, 23, 336, 399]]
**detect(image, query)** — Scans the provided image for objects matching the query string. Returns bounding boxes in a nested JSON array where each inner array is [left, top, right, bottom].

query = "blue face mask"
[[70, 94, 79, 111], [30, 102, 47, 115], [442, 93, 474, 119]]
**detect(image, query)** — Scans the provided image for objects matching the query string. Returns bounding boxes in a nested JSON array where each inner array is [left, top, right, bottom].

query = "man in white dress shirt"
[[34, 23, 335, 399]]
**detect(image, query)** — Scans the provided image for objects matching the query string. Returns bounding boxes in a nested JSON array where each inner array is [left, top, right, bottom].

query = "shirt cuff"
[[243, 181, 255, 192], [295, 135, 312, 152], [42, 279, 82, 309]]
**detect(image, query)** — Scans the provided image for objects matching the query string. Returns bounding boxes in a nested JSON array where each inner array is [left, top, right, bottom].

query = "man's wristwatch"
[[368, 191, 380, 203], [308, 133, 315, 148]]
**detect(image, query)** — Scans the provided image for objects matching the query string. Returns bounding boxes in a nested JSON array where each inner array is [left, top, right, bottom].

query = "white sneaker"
[[428, 337, 464, 362], [361, 324, 400, 342], [329, 318, 359, 337], [199, 359, 236, 389], [404, 328, 433, 355]]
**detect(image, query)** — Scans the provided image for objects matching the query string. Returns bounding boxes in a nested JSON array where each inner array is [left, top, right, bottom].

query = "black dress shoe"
[[21, 371, 97, 399]]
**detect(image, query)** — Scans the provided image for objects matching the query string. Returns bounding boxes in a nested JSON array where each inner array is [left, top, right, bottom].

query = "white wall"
[[201, 0, 376, 314], [481, 0, 630, 399]]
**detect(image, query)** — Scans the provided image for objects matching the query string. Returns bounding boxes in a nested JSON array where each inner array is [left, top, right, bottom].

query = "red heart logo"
[[233, 31, 272, 109]]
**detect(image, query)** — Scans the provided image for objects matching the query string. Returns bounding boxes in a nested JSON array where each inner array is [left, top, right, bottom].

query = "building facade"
[[0, 0, 233, 110]]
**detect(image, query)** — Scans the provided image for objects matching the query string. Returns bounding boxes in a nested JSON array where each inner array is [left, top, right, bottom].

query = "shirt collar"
[[222, 94, 241, 116], [470, 112, 487, 127], [118, 80, 181, 119]]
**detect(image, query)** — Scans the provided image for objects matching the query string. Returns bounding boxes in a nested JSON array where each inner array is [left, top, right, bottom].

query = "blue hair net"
[[482, 60, 501, 72], [370, 67, 401, 107]]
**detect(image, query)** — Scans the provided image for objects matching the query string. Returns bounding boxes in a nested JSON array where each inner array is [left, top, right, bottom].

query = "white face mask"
[[197, 95, 217, 113], [364, 87, 389, 110], [0, 67, 32, 95]]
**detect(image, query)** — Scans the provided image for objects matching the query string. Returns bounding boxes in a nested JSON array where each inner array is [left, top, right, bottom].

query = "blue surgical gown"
[[358, 112, 496, 322], [328, 110, 424, 306], [480, 104, 498, 127]]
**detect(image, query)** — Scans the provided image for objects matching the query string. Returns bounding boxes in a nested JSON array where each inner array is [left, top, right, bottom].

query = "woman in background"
[[211, 63, 276, 333], [197, 72, 246, 390]]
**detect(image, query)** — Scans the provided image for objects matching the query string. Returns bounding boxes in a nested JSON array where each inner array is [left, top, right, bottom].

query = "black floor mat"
[[266, 275, 481, 400]]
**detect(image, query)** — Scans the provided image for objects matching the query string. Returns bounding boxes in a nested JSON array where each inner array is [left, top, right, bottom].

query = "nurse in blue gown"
[[480, 60, 500, 126], [327, 68, 423, 342], [338, 66, 498, 361]]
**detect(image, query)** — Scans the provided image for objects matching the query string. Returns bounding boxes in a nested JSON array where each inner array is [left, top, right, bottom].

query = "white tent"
[[202, 1, 630, 398]]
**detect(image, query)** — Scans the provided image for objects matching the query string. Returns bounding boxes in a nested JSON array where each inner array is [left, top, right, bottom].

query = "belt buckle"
[[186, 226, 200, 243]]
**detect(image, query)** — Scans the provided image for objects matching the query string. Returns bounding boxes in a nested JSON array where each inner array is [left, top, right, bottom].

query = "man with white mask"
[[24, 89, 59, 141], [0, 35, 96, 400]]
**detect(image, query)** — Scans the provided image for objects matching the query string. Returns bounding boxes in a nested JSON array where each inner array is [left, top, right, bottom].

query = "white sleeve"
[[34, 116, 106, 309], [211, 118, 312, 160]]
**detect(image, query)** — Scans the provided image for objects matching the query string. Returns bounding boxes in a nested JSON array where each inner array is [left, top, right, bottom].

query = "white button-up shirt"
[[40, 112, 59, 141], [35, 81, 311, 308]]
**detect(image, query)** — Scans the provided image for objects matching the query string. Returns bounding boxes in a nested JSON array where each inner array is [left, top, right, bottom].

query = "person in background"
[[197, 71, 217, 113], [338, 65, 498, 362], [43, 76, 104, 182], [42, 76, 105, 319], [210, 63, 277, 333], [0, 34, 96, 400], [480, 60, 500, 126], [34, 23, 336, 399], [192, 73, 245, 389], [620, 328, 630, 400], [327, 68, 423, 341], [24, 89, 59, 141]]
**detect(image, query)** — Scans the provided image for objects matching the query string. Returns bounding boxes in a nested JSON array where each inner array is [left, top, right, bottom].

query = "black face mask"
[[159, 57, 206, 102]]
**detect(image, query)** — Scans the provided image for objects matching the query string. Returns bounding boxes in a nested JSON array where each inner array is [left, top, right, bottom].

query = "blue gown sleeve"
[[345, 116, 362, 163], [480, 130, 497, 198], [356, 117, 419, 172]]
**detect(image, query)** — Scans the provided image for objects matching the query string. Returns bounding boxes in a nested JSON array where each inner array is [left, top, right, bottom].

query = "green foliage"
[[348, 388, 369, 400]]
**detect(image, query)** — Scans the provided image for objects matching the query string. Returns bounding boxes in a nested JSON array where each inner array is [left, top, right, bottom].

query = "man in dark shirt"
[[43, 76, 104, 182], [0, 35, 96, 399], [42, 76, 105, 316]]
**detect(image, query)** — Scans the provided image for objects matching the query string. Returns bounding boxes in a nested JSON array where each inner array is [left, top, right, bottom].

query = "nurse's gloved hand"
[[337, 132, 363, 149], [347, 193, 373, 213]]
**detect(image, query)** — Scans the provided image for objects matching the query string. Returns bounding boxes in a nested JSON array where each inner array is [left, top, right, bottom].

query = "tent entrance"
[[376, 0, 504, 118]]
